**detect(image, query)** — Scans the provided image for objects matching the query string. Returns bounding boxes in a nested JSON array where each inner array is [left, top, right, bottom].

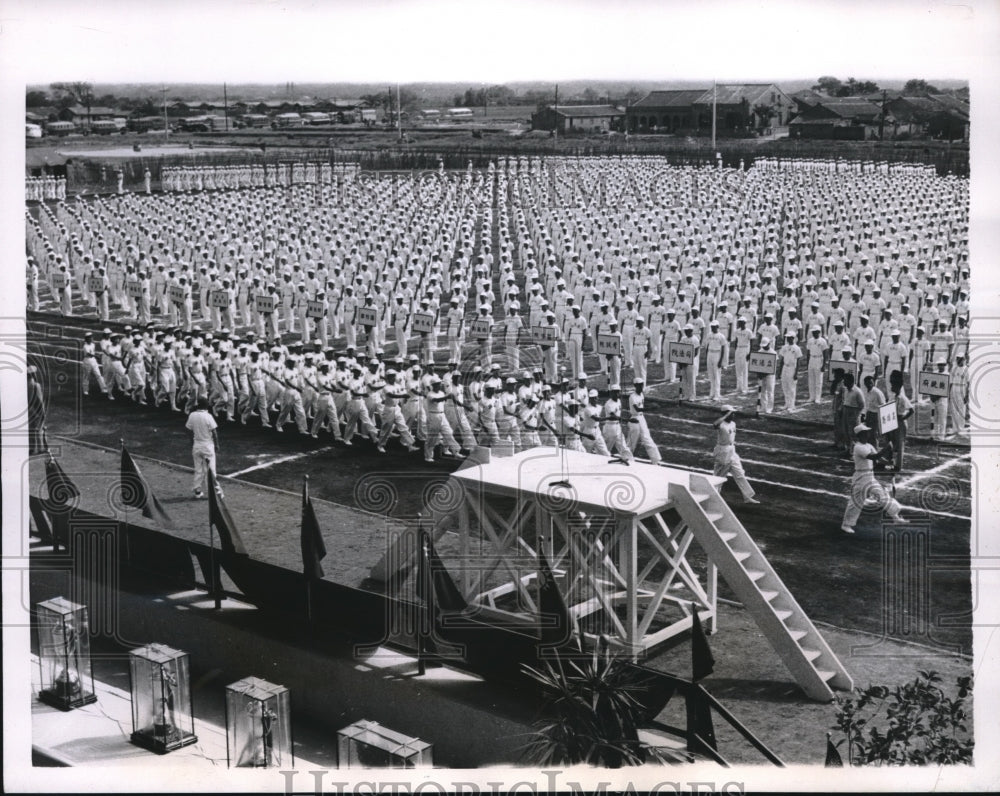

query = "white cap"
[[854, 423, 870, 434]]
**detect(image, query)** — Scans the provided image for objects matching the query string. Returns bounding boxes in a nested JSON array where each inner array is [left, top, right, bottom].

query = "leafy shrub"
[[831, 671, 973, 765]]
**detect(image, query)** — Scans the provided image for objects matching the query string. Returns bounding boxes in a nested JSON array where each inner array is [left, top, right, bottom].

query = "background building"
[[530, 104, 625, 133]]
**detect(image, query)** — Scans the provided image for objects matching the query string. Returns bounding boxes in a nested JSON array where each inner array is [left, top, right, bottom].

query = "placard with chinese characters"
[[471, 318, 492, 340], [748, 350, 777, 375], [667, 341, 695, 365], [918, 370, 950, 397], [878, 400, 898, 434], [412, 312, 435, 334], [597, 333, 621, 356]]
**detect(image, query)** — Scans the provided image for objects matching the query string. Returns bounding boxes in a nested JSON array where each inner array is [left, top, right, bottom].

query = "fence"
[[53, 135, 968, 195]]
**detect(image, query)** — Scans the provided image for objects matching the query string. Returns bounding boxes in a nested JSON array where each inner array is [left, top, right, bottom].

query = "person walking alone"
[[712, 406, 760, 505], [185, 397, 220, 499]]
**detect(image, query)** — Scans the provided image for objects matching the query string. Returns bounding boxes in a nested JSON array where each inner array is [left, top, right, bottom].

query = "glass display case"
[[225, 676, 292, 768], [35, 597, 97, 710], [337, 719, 432, 768], [128, 643, 198, 753]]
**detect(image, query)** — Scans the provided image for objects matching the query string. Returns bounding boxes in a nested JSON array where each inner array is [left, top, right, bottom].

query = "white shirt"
[[185, 409, 217, 450]]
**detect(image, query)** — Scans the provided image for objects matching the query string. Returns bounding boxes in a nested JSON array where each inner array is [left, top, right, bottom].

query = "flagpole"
[[417, 513, 426, 676], [209, 472, 220, 609], [304, 474, 312, 627], [120, 438, 128, 561]]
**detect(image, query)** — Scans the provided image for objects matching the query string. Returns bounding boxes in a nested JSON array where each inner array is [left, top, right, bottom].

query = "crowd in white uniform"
[[161, 161, 359, 192], [26, 175, 67, 202], [26, 154, 971, 470]]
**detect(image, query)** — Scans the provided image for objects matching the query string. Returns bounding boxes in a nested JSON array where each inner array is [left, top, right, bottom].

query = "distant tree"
[[581, 87, 599, 103], [836, 78, 880, 97], [903, 79, 940, 95], [752, 102, 775, 131], [96, 94, 118, 108], [622, 87, 644, 105], [813, 75, 843, 95], [26, 90, 50, 107], [50, 81, 94, 110]]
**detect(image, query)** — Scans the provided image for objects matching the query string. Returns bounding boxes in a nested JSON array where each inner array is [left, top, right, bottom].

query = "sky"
[[1, 0, 996, 85]]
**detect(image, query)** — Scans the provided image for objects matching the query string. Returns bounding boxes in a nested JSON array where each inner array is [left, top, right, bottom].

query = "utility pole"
[[711, 80, 717, 149], [553, 83, 559, 140], [878, 88, 887, 141], [397, 83, 402, 140], [223, 82, 229, 132], [161, 85, 170, 135]]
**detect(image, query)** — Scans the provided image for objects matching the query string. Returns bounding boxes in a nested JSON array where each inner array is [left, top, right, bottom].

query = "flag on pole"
[[415, 527, 467, 613], [207, 469, 247, 556], [120, 445, 175, 529], [825, 733, 844, 767], [691, 609, 716, 681], [45, 454, 79, 507], [300, 478, 326, 580], [537, 545, 579, 651]]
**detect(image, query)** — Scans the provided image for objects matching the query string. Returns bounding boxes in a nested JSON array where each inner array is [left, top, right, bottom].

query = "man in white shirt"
[[841, 423, 907, 534], [185, 397, 219, 499], [712, 406, 759, 504]]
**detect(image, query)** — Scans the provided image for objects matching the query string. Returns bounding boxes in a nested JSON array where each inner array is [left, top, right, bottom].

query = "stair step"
[[733, 550, 752, 563], [719, 531, 737, 542], [802, 648, 822, 662], [745, 569, 767, 582], [788, 629, 808, 642], [705, 512, 725, 523], [774, 609, 793, 621], [760, 590, 779, 602], [691, 492, 711, 503], [817, 670, 837, 682]]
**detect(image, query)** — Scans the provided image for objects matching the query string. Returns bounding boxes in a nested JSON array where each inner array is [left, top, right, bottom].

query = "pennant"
[[208, 469, 247, 556], [691, 610, 716, 682], [121, 445, 175, 529], [825, 733, 844, 767], [537, 546, 578, 651], [685, 687, 718, 757], [300, 479, 327, 580], [29, 495, 54, 542], [45, 455, 79, 507]]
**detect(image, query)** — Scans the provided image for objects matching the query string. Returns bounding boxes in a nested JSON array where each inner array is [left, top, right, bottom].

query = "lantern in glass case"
[[35, 597, 97, 710], [337, 719, 433, 769], [128, 643, 197, 753], [225, 676, 292, 768]]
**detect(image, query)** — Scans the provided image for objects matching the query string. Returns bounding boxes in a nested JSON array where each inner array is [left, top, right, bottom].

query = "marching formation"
[[160, 161, 360, 193], [26, 155, 972, 516], [25, 175, 67, 202], [73, 324, 662, 465]]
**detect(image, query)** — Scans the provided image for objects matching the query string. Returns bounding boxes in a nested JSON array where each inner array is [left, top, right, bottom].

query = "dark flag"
[[45, 455, 79, 507], [207, 469, 247, 556], [537, 545, 579, 651], [825, 733, 844, 767], [29, 495, 54, 543], [121, 445, 175, 529], [686, 687, 718, 758], [44, 454, 79, 551], [300, 478, 326, 580], [691, 610, 716, 681]]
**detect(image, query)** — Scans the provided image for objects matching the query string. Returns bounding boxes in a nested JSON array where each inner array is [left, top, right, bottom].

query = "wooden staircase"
[[669, 474, 853, 702]]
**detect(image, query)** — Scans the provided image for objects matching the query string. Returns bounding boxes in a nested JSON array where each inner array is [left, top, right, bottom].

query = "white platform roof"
[[450, 447, 724, 519]]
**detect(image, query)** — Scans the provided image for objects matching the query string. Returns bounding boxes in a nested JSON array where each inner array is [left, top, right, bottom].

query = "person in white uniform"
[[841, 423, 907, 534], [185, 397, 220, 499], [712, 406, 759, 504], [626, 380, 661, 463]]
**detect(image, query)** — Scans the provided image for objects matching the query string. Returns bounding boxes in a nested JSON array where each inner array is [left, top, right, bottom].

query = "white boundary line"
[[224, 447, 335, 478], [895, 453, 973, 490]]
